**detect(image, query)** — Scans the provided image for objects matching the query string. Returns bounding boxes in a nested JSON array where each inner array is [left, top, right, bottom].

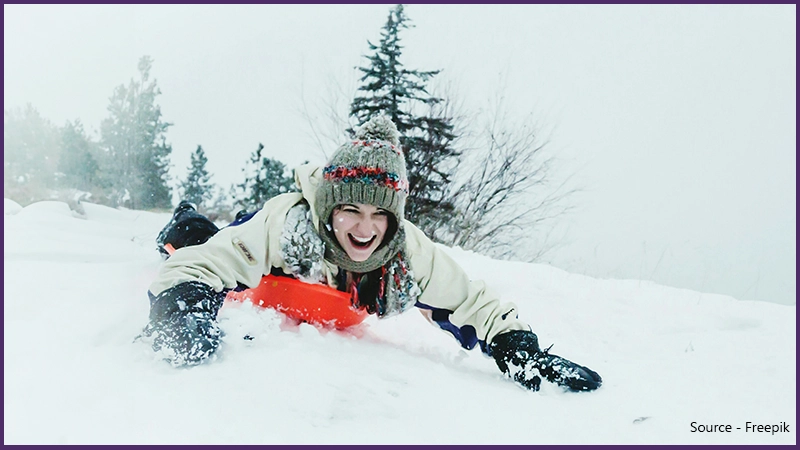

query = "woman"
[[141, 116, 602, 392]]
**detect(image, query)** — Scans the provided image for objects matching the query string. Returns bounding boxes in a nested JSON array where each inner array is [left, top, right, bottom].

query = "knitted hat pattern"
[[315, 115, 409, 273]]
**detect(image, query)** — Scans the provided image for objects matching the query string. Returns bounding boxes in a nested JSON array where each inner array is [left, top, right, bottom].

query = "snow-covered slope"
[[4, 200, 795, 444]]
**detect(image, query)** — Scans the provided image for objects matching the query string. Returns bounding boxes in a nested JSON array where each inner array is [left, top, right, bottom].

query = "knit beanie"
[[315, 116, 409, 273]]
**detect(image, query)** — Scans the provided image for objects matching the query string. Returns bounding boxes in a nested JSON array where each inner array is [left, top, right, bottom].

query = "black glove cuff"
[[149, 281, 223, 323], [489, 330, 540, 372], [489, 330, 540, 358]]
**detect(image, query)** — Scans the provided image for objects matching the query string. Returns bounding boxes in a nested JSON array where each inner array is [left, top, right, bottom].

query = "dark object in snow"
[[489, 330, 602, 392], [156, 201, 220, 257], [142, 281, 224, 366]]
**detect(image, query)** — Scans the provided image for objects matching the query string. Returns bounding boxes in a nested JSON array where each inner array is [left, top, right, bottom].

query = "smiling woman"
[[331, 204, 390, 262], [142, 115, 602, 393]]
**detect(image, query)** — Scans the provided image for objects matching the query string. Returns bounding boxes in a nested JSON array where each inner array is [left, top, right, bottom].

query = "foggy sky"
[[4, 4, 795, 305]]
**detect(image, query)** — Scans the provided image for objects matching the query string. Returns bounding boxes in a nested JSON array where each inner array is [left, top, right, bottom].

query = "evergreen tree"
[[100, 56, 172, 210], [58, 120, 102, 192], [204, 185, 235, 223], [180, 145, 214, 209], [233, 143, 295, 212], [350, 4, 459, 232], [3, 104, 61, 204]]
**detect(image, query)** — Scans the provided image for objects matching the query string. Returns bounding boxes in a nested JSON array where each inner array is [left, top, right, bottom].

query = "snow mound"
[[4, 198, 23, 215], [3, 201, 796, 445]]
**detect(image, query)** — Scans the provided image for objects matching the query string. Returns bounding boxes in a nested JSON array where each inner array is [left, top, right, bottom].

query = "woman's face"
[[331, 203, 390, 262]]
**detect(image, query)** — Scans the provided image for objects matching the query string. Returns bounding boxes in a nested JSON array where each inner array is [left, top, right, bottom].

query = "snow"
[[3, 200, 796, 444], [4, 199, 22, 216]]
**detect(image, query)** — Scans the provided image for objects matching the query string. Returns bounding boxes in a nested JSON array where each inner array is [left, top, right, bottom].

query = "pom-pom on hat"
[[315, 115, 409, 273]]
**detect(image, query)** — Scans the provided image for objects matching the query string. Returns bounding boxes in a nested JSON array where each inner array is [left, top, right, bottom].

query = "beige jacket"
[[150, 164, 528, 347]]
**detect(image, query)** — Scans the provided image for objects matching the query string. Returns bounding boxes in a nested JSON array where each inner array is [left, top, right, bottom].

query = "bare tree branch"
[[296, 67, 357, 160], [434, 83, 579, 262]]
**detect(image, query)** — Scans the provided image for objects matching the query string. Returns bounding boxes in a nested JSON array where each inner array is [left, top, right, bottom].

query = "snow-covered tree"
[[100, 56, 172, 210], [57, 120, 102, 193], [3, 104, 61, 204], [180, 145, 214, 210], [351, 4, 459, 232], [233, 143, 295, 212], [203, 185, 235, 224]]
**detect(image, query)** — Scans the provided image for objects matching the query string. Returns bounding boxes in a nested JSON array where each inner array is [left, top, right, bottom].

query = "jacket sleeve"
[[403, 221, 530, 353], [149, 193, 304, 296]]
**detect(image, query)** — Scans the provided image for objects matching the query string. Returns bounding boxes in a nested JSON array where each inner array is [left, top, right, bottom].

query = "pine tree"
[[100, 56, 172, 210], [3, 104, 61, 204], [180, 145, 215, 209], [233, 143, 295, 212], [350, 4, 459, 232], [58, 120, 102, 192], [204, 185, 235, 223]]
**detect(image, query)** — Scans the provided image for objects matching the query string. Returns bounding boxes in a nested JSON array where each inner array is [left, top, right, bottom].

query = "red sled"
[[163, 243, 368, 329], [225, 274, 369, 329]]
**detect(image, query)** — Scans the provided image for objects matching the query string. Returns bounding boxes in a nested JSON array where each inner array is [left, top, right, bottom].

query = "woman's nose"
[[355, 217, 375, 234]]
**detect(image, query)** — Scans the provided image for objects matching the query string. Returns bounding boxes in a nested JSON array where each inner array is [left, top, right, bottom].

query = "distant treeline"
[[3, 4, 570, 262]]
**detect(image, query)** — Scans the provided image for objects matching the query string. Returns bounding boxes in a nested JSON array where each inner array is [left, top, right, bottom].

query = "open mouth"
[[348, 233, 376, 249]]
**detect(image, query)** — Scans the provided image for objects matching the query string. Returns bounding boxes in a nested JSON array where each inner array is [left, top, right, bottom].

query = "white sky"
[[3, 4, 796, 305]]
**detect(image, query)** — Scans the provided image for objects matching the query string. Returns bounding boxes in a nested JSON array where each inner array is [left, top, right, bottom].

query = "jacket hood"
[[293, 163, 324, 231]]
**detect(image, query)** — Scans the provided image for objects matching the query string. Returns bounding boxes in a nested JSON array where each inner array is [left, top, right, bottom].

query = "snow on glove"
[[140, 281, 224, 367], [489, 330, 602, 392]]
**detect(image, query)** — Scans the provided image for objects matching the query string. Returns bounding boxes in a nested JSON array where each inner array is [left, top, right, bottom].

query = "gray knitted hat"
[[315, 116, 408, 273]]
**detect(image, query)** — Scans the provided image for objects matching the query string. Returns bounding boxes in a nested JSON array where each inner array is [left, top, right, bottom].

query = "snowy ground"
[[4, 199, 796, 445]]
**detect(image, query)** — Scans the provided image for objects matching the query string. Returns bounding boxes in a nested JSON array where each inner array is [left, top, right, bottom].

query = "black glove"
[[140, 281, 224, 367], [156, 201, 219, 257], [489, 330, 602, 392]]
